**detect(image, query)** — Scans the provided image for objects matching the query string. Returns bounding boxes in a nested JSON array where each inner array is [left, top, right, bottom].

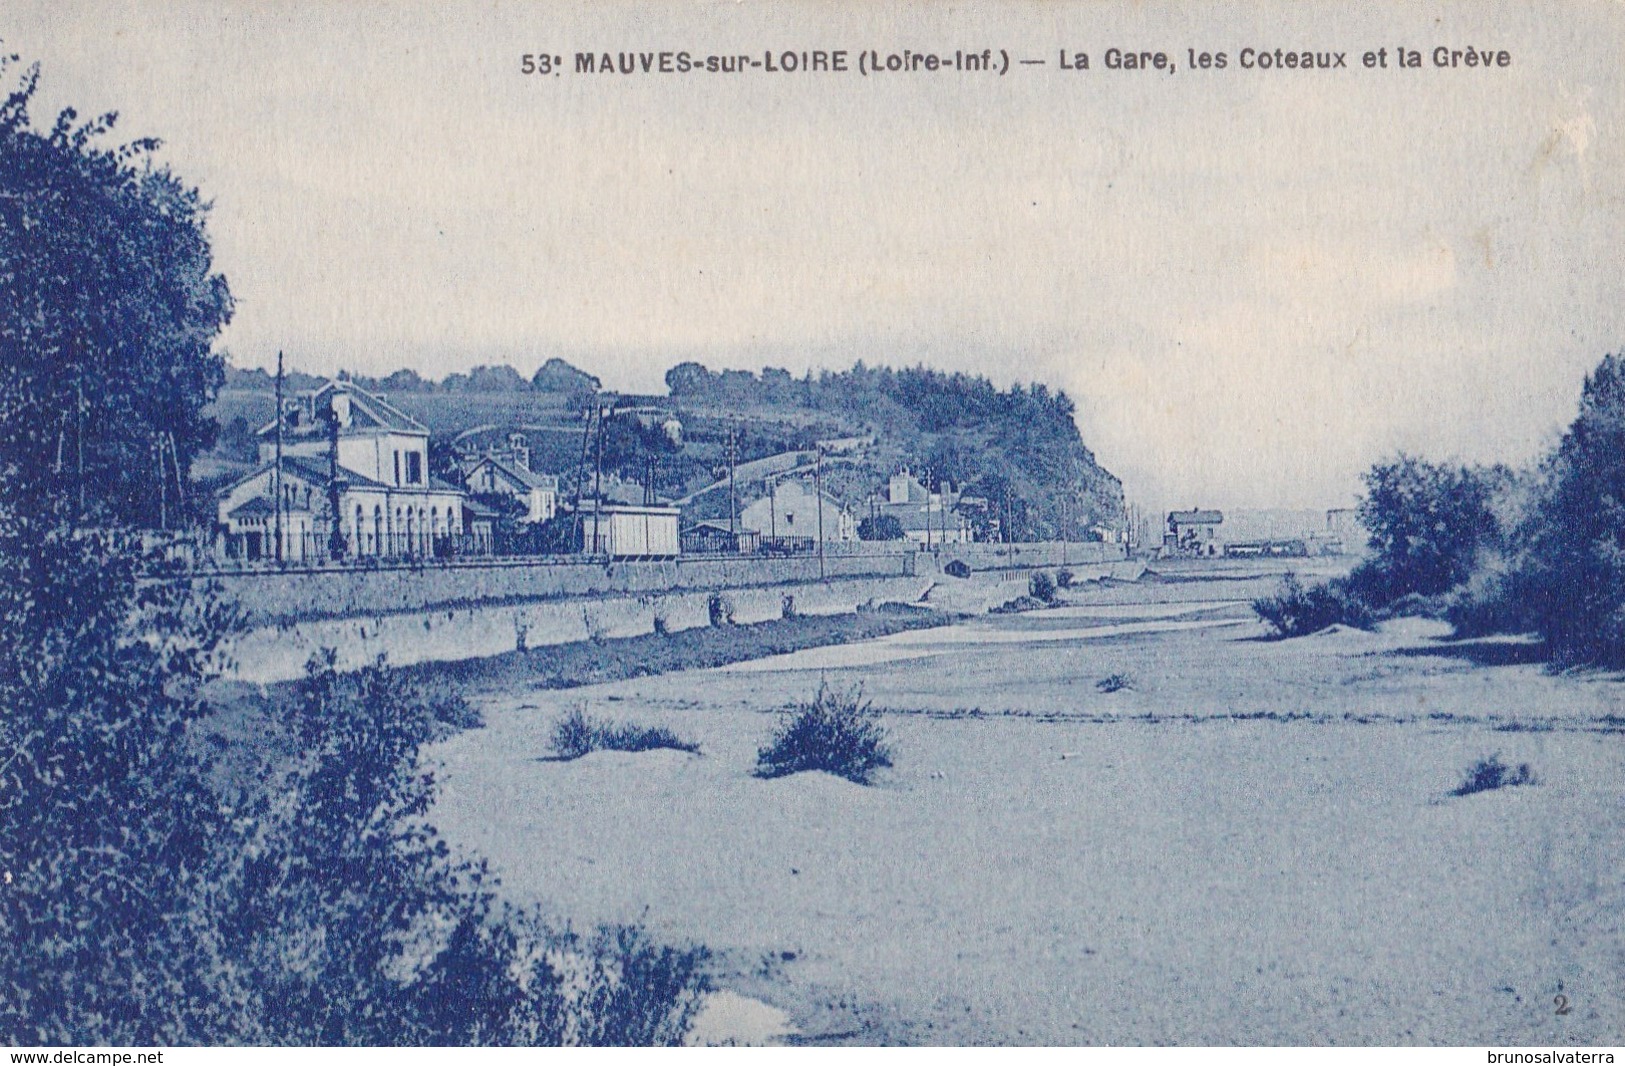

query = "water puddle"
[[684, 989, 799, 1046], [720, 616, 1251, 673]]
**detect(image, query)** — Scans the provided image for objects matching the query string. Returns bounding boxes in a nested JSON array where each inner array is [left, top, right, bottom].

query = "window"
[[394, 451, 401, 485], [406, 451, 423, 485], [785, 512, 795, 526]]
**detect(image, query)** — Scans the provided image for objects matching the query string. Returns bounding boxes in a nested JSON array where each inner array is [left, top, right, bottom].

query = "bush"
[[857, 514, 906, 541], [1516, 353, 1625, 665], [1446, 560, 1536, 639], [1452, 753, 1535, 796], [780, 593, 798, 620], [944, 559, 972, 579], [1029, 570, 1057, 603], [707, 593, 736, 627], [1356, 455, 1505, 603], [223, 657, 711, 1044], [755, 684, 894, 784], [1096, 673, 1133, 693], [1252, 573, 1377, 638], [1056, 568, 1074, 589], [551, 706, 699, 761]]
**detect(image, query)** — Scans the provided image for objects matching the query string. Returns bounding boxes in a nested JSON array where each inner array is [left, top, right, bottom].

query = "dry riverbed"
[[428, 593, 1625, 1045]]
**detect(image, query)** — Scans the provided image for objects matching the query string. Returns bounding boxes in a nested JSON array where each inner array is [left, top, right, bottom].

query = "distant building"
[[874, 468, 973, 546], [579, 501, 680, 558], [461, 497, 502, 556], [680, 520, 760, 555], [219, 380, 466, 562], [740, 478, 856, 545], [461, 455, 558, 523], [1165, 508, 1224, 557], [1326, 507, 1359, 552]]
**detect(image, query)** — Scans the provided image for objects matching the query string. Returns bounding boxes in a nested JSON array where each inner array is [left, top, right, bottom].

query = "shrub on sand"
[[755, 683, 894, 785], [707, 593, 736, 628], [1452, 753, 1535, 797], [551, 706, 700, 761], [1252, 573, 1376, 638], [1029, 570, 1057, 603], [1096, 673, 1134, 693]]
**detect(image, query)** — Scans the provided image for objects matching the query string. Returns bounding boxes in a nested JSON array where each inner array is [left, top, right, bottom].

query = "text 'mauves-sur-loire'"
[[560, 45, 1510, 77]]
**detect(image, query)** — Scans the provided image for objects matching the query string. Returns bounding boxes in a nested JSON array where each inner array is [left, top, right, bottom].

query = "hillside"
[[205, 360, 1125, 538]]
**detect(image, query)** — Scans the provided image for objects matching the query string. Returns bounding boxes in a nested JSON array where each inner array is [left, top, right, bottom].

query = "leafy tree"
[[0, 51, 710, 1045], [857, 514, 905, 541], [0, 50, 241, 1041], [532, 357, 600, 394], [0, 501, 242, 1043], [1353, 455, 1501, 601], [1519, 353, 1625, 664], [664, 361, 715, 398], [0, 50, 233, 527]]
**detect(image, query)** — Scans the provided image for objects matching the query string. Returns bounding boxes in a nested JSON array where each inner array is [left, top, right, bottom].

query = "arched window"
[[373, 505, 382, 555]]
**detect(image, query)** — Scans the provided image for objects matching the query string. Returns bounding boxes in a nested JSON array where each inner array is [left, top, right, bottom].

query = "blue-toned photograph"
[[1, 0, 1621, 1049]]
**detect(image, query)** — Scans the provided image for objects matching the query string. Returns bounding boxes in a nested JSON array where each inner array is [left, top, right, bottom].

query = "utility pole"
[[814, 445, 825, 580], [273, 351, 284, 564], [592, 401, 610, 554], [155, 436, 167, 531], [326, 396, 345, 561], [168, 431, 185, 529], [75, 369, 85, 517], [994, 484, 1007, 562], [573, 402, 593, 552], [768, 474, 777, 543], [727, 423, 738, 537], [923, 467, 933, 552], [1062, 495, 1069, 566]]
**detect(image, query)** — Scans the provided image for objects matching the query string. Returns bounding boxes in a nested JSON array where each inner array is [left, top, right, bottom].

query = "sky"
[[6, 1, 1623, 514]]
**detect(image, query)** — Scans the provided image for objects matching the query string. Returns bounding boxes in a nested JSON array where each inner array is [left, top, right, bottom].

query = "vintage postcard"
[[1, 0, 1622, 1051]]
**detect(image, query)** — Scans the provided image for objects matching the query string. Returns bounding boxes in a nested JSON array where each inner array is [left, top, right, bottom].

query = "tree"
[[0, 50, 711, 1045], [532, 357, 600, 394], [0, 501, 243, 1043], [1353, 455, 1500, 601], [857, 514, 905, 541], [0, 51, 233, 528], [1519, 353, 1625, 664], [663, 361, 715, 398]]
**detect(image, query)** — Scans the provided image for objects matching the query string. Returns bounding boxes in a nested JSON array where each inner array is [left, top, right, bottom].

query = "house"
[[739, 478, 855, 546], [218, 379, 468, 562], [461, 455, 558, 523], [579, 500, 680, 558], [873, 468, 973, 546], [1165, 508, 1224, 557], [680, 520, 760, 555], [461, 497, 502, 556], [1325, 507, 1359, 553]]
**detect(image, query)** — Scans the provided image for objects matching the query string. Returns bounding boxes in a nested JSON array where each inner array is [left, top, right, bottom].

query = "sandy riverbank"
[[427, 594, 1624, 1045]]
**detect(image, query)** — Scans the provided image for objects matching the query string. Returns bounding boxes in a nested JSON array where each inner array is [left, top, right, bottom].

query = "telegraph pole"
[[155, 436, 167, 531], [273, 351, 284, 564], [592, 401, 610, 554], [326, 396, 345, 560], [573, 402, 593, 552], [1062, 495, 1069, 566], [814, 445, 825, 580], [727, 423, 738, 536], [923, 467, 933, 552]]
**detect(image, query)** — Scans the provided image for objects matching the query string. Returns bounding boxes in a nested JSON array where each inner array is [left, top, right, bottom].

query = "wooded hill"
[[207, 358, 1124, 539]]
